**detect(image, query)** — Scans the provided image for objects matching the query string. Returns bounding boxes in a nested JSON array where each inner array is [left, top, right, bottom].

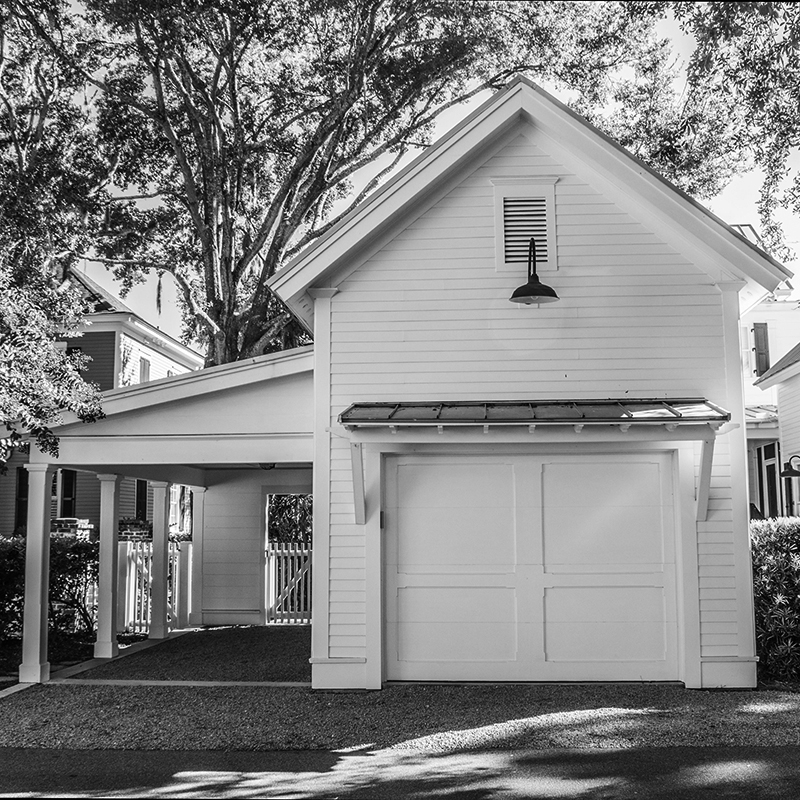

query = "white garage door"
[[384, 453, 678, 681]]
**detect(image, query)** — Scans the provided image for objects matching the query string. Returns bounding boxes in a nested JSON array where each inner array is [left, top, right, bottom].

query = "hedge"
[[750, 518, 800, 681]]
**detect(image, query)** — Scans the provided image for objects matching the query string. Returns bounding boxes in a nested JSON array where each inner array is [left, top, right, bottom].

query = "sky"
[[76, 16, 799, 346]]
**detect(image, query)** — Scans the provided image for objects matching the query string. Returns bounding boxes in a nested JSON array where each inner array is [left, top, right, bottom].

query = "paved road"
[[2, 746, 800, 798]]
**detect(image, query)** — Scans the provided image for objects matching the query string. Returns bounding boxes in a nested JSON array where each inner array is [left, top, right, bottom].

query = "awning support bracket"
[[350, 442, 366, 525], [697, 436, 715, 522]]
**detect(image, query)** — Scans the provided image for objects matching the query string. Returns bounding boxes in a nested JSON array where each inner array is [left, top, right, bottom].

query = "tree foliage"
[[13, 0, 725, 365], [268, 494, 312, 544], [574, 33, 753, 201], [667, 1, 800, 259], [0, 8, 104, 468]]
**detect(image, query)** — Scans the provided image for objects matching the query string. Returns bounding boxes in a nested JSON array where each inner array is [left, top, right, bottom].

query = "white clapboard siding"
[[777, 381, 800, 459], [322, 126, 736, 664], [119, 333, 192, 387], [202, 484, 265, 618]]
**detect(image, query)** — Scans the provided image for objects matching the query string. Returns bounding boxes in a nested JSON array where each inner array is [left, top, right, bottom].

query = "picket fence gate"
[[116, 540, 191, 633], [266, 542, 312, 624]]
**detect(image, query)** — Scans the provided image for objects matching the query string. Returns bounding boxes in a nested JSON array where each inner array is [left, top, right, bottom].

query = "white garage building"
[[270, 77, 790, 690], [19, 78, 791, 690]]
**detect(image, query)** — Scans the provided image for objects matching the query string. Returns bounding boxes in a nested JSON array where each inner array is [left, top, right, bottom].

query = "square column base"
[[700, 658, 758, 688], [18, 662, 50, 684], [149, 624, 169, 640], [94, 641, 119, 659]]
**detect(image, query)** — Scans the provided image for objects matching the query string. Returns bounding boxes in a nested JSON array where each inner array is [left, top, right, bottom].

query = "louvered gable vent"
[[493, 178, 557, 273], [503, 197, 548, 264]]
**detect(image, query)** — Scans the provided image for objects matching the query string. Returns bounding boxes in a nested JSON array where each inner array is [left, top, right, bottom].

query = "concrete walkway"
[[2, 745, 800, 798]]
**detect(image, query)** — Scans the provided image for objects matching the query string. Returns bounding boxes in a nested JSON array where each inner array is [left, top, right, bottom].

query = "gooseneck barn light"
[[509, 237, 559, 304], [780, 454, 800, 478]]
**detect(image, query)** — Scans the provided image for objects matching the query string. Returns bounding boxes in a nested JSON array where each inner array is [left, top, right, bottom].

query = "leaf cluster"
[[750, 517, 800, 681], [670, 1, 800, 259], [268, 493, 312, 544], [1, 6, 107, 467]]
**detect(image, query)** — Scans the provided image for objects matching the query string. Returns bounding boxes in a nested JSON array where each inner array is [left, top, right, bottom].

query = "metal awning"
[[339, 398, 730, 430], [341, 398, 733, 527]]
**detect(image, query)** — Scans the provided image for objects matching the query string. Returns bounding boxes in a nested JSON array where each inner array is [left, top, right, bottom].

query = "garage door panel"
[[396, 506, 516, 571], [543, 506, 665, 568], [395, 621, 518, 663], [544, 622, 668, 662], [542, 461, 664, 508], [544, 586, 667, 623], [396, 586, 516, 623], [397, 463, 514, 508]]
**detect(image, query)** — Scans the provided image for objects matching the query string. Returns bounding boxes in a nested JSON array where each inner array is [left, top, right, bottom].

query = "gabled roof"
[[269, 76, 792, 331], [53, 345, 314, 427], [755, 342, 800, 389], [69, 267, 134, 314]]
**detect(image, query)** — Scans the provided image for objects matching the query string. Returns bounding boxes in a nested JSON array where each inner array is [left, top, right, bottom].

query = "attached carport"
[[19, 346, 314, 683]]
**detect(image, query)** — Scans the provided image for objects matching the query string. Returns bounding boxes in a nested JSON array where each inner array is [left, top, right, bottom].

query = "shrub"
[[49, 537, 99, 633], [0, 535, 99, 638], [750, 518, 800, 681], [0, 537, 26, 639]]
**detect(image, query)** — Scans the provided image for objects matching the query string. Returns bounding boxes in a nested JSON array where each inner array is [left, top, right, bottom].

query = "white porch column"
[[95, 474, 122, 658], [149, 481, 171, 639], [188, 487, 206, 626], [19, 463, 55, 683]]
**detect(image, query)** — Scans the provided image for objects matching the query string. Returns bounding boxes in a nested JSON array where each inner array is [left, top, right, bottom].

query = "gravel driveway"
[[2, 682, 800, 752], [2, 625, 800, 752]]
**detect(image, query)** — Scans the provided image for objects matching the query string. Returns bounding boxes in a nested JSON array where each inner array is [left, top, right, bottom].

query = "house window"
[[492, 177, 558, 274], [135, 479, 148, 520], [60, 469, 77, 518], [138, 357, 151, 383], [752, 322, 770, 376], [14, 467, 29, 531], [756, 441, 782, 518]]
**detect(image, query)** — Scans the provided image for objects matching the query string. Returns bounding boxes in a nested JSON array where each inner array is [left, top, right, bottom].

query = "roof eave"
[[53, 345, 315, 428]]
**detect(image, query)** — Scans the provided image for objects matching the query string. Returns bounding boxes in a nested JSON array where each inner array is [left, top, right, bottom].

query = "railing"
[[116, 540, 191, 633], [266, 542, 312, 624]]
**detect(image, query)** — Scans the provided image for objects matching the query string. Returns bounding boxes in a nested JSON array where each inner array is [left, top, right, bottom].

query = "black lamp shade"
[[509, 276, 560, 304], [509, 237, 559, 304], [780, 455, 800, 478]]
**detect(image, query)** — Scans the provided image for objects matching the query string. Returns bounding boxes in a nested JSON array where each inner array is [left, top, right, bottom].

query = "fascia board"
[[755, 360, 800, 390], [519, 84, 791, 293], [54, 346, 314, 427], [269, 82, 528, 303]]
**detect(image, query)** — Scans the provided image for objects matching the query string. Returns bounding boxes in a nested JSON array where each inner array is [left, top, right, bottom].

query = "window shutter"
[[503, 197, 549, 264], [752, 322, 770, 376]]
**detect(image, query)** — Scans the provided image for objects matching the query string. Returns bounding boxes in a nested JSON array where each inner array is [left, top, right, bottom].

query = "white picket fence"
[[266, 542, 312, 624], [116, 540, 191, 633], [82, 539, 310, 632]]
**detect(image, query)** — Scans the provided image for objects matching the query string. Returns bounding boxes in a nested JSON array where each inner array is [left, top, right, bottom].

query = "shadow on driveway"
[[73, 624, 311, 683], [1, 745, 800, 798]]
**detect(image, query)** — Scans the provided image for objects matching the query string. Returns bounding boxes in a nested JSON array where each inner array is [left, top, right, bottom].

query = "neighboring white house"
[[752, 337, 800, 515], [0, 269, 204, 539], [17, 77, 792, 690], [739, 283, 800, 518]]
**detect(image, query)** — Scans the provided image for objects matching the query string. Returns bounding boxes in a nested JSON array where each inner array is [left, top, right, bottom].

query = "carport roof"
[[340, 398, 729, 429]]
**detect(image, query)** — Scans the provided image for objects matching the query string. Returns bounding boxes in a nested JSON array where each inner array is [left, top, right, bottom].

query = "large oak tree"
[[16, 0, 751, 366], [0, 8, 104, 468]]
